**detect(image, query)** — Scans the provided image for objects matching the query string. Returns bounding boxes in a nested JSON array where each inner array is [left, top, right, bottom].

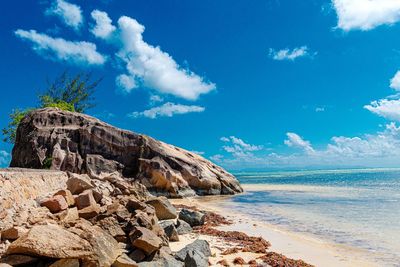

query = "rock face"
[[10, 108, 242, 197]]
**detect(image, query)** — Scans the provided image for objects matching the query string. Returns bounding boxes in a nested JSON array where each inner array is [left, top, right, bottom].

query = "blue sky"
[[2, 0, 400, 170]]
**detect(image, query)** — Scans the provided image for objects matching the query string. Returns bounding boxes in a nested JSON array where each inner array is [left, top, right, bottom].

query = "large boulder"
[[178, 209, 205, 227], [145, 197, 176, 220], [175, 239, 211, 262], [5, 224, 93, 260], [10, 108, 242, 197]]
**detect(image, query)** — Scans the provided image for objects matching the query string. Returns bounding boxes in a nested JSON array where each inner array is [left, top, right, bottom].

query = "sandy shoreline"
[[170, 193, 378, 267]]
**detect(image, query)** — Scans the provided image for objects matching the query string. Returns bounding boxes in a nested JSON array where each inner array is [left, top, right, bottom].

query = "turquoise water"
[[227, 169, 400, 266]]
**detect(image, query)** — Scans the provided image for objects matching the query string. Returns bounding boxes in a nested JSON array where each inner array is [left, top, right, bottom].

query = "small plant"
[[2, 71, 101, 144], [42, 157, 53, 169]]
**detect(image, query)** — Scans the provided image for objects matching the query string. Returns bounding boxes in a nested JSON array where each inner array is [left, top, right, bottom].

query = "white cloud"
[[216, 124, 400, 169], [90, 10, 116, 39], [315, 107, 325, 112], [46, 0, 83, 30], [390, 71, 400, 91], [113, 16, 216, 100], [116, 74, 137, 93], [219, 136, 263, 162], [128, 102, 205, 119], [15, 29, 106, 65], [190, 151, 205, 155], [149, 95, 164, 105], [332, 0, 400, 31], [269, 46, 311, 61], [0, 151, 10, 167], [284, 132, 315, 154], [364, 99, 400, 121], [210, 154, 224, 162]]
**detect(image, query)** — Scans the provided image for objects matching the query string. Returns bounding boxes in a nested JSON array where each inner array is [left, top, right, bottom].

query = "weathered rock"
[[129, 249, 146, 263], [159, 221, 179, 242], [0, 169, 68, 231], [112, 253, 138, 267], [178, 209, 205, 227], [66, 173, 94, 195], [0, 254, 39, 266], [184, 250, 209, 267], [68, 221, 122, 267], [129, 227, 162, 255], [11, 108, 242, 197], [137, 255, 184, 267], [97, 217, 126, 240], [75, 190, 98, 210], [1, 226, 28, 241], [49, 259, 80, 267], [145, 197, 177, 220], [54, 189, 75, 206], [56, 207, 79, 222], [40, 195, 68, 213], [175, 219, 192, 235], [6, 224, 93, 259], [78, 204, 100, 219], [175, 239, 211, 262]]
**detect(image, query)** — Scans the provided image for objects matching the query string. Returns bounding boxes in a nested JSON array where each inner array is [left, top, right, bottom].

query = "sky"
[[2, 0, 400, 170]]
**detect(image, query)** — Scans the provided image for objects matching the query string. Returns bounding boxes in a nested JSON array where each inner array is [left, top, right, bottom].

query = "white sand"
[[170, 196, 378, 267]]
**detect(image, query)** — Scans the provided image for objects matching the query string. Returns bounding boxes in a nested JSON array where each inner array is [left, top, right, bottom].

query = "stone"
[[112, 253, 138, 267], [0, 254, 39, 266], [54, 189, 75, 206], [137, 255, 184, 267], [68, 221, 122, 267], [129, 249, 146, 262], [75, 190, 97, 210], [56, 207, 79, 222], [10, 108, 242, 197], [78, 204, 100, 219], [159, 221, 179, 242], [129, 227, 162, 255], [40, 195, 68, 213], [49, 259, 80, 267], [175, 219, 192, 235], [184, 250, 208, 267], [97, 217, 126, 240], [145, 197, 177, 220], [175, 239, 211, 262], [66, 173, 94, 195], [6, 224, 93, 260], [178, 209, 205, 227], [1, 226, 28, 241]]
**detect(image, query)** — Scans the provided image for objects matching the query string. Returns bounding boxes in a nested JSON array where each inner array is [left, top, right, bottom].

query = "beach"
[[170, 194, 377, 267]]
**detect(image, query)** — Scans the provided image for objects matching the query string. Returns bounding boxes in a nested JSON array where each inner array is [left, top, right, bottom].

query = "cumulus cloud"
[[116, 74, 137, 93], [390, 71, 400, 91], [0, 151, 10, 167], [364, 99, 400, 121], [46, 0, 83, 30], [111, 16, 215, 100], [284, 132, 315, 154], [128, 102, 205, 119], [90, 10, 116, 39], [15, 29, 106, 65], [269, 46, 312, 61], [216, 124, 400, 169], [332, 0, 400, 31], [219, 136, 263, 162]]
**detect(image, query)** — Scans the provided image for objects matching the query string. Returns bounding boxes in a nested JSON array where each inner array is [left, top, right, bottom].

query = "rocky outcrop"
[[10, 108, 242, 197], [0, 170, 210, 266]]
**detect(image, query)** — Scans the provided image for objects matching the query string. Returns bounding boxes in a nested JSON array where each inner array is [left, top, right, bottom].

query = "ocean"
[[222, 169, 400, 266]]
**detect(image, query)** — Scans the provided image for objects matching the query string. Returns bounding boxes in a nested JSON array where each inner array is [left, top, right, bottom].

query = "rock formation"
[[11, 108, 242, 197], [0, 169, 212, 266]]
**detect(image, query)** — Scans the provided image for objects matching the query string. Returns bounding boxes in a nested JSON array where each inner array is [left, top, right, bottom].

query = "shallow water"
[[222, 169, 400, 266]]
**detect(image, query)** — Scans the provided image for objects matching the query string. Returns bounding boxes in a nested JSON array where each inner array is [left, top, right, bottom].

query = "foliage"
[[2, 109, 32, 143], [2, 71, 101, 144], [42, 157, 53, 169]]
